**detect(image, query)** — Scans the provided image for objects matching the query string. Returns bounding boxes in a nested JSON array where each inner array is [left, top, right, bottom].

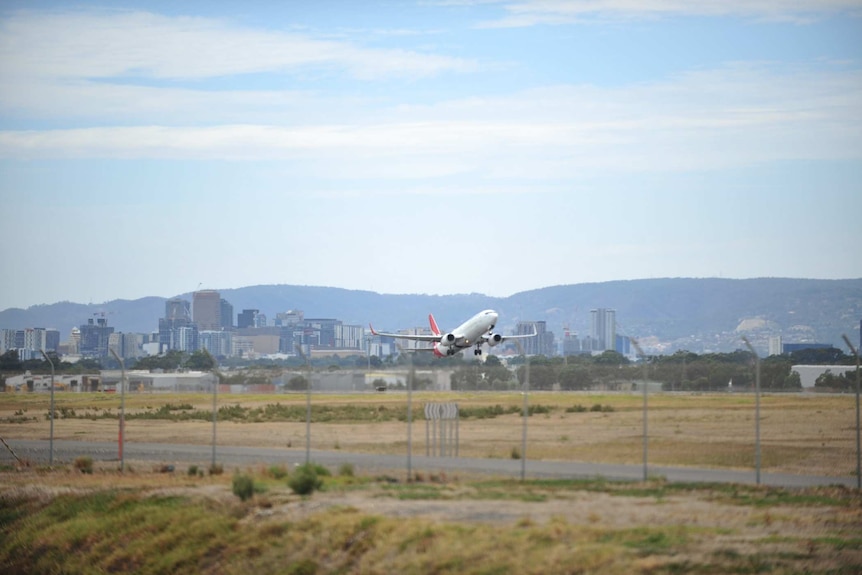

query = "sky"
[[1, 0, 861, 310]]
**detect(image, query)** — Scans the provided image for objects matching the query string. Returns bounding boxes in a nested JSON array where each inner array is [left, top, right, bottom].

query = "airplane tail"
[[428, 313, 441, 336]]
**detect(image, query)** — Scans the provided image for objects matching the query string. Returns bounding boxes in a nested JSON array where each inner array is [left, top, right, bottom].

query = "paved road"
[[2, 439, 856, 489]]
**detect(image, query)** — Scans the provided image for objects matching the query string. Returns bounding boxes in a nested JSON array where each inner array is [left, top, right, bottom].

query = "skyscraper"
[[193, 290, 221, 331], [220, 298, 234, 329], [590, 308, 616, 352], [159, 298, 192, 351]]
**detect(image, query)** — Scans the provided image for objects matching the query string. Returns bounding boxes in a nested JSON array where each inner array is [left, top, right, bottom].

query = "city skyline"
[[1, 1, 861, 310]]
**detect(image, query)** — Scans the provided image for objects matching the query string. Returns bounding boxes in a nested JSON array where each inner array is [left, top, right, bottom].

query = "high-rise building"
[[220, 299, 234, 330], [78, 317, 114, 358], [275, 310, 304, 327], [335, 324, 364, 349], [165, 298, 191, 323], [590, 308, 616, 351], [193, 290, 221, 331], [237, 309, 259, 329], [159, 298, 192, 351], [516, 321, 550, 355], [0, 329, 15, 353], [769, 336, 783, 357], [199, 330, 232, 357], [108, 332, 142, 359]]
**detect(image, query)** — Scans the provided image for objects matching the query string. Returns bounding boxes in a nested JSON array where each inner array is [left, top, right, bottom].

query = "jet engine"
[[433, 341, 459, 357], [486, 333, 503, 346], [440, 332, 456, 344]]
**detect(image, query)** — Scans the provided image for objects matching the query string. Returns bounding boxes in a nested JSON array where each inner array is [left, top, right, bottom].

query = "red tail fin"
[[428, 313, 441, 336]]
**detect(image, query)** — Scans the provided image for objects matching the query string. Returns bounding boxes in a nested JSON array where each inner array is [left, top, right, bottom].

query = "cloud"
[[1, 63, 859, 182], [0, 9, 474, 82], [478, 0, 862, 27]]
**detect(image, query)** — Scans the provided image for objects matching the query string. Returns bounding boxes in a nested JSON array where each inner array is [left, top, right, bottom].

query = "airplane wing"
[[476, 327, 537, 345], [368, 324, 442, 342]]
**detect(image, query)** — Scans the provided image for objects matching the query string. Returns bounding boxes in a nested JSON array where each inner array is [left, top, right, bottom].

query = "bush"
[[590, 404, 614, 412], [209, 463, 224, 476], [74, 456, 93, 474], [510, 447, 521, 460], [267, 464, 288, 480], [289, 464, 324, 495], [232, 473, 255, 501]]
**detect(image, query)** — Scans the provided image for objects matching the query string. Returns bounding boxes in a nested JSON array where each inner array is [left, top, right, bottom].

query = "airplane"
[[369, 309, 537, 357]]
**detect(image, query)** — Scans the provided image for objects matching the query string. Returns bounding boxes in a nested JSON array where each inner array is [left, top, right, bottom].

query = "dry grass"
[[1, 464, 860, 574], [0, 391, 857, 476]]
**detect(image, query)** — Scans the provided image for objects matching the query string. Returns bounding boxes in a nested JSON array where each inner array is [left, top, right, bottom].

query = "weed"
[[267, 464, 288, 480], [289, 464, 324, 495], [232, 473, 255, 501], [338, 463, 355, 478], [566, 404, 588, 413], [74, 456, 93, 474]]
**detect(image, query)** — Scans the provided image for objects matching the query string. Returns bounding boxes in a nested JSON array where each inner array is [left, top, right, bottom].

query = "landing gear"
[[473, 347, 483, 356]]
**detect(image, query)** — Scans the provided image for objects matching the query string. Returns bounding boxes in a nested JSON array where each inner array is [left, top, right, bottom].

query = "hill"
[[1, 278, 859, 353]]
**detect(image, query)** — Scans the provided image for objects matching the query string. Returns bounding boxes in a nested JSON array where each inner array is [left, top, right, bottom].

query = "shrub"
[[232, 473, 255, 501], [188, 465, 199, 477], [267, 464, 288, 480], [289, 464, 324, 495], [510, 447, 521, 460], [74, 456, 93, 474], [566, 404, 588, 413], [209, 463, 224, 476]]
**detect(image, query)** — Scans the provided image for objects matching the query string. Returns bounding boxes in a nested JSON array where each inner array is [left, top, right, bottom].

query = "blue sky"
[[1, 1, 861, 309]]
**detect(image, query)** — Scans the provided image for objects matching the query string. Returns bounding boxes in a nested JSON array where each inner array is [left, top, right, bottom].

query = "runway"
[[2, 439, 856, 489]]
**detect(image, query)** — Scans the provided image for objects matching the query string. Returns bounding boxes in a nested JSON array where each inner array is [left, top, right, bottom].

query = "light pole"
[[108, 348, 126, 472], [513, 339, 530, 481], [202, 349, 218, 471], [841, 334, 860, 490], [742, 337, 761, 485], [39, 350, 55, 466], [396, 343, 414, 482], [630, 338, 649, 482], [295, 344, 312, 465]]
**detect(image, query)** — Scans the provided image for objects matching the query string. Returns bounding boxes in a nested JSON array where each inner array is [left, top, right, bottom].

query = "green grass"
[[2, 469, 860, 575]]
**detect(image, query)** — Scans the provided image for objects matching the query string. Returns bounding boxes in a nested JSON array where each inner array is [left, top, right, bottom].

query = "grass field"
[[1, 392, 861, 573], [0, 391, 857, 476], [1, 462, 860, 574]]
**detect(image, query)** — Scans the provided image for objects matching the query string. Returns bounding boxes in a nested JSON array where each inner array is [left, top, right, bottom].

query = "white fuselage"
[[436, 309, 498, 355]]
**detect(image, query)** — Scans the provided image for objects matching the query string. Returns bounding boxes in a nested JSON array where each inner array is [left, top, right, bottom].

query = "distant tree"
[[790, 347, 849, 365], [558, 365, 591, 391], [520, 364, 556, 390], [762, 356, 800, 390], [77, 358, 102, 371], [133, 350, 184, 371], [593, 350, 629, 365], [815, 368, 858, 391], [0, 349, 21, 371], [185, 350, 215, 371], [450, 366, 481, 391], [287, 375, 308, 391]]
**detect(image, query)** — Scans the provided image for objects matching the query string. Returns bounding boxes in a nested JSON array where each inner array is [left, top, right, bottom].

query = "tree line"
[[1, 346, 858, 393]]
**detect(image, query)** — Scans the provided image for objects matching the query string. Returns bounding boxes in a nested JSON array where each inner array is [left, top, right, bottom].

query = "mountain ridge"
[[1, 278, 860, 353]]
